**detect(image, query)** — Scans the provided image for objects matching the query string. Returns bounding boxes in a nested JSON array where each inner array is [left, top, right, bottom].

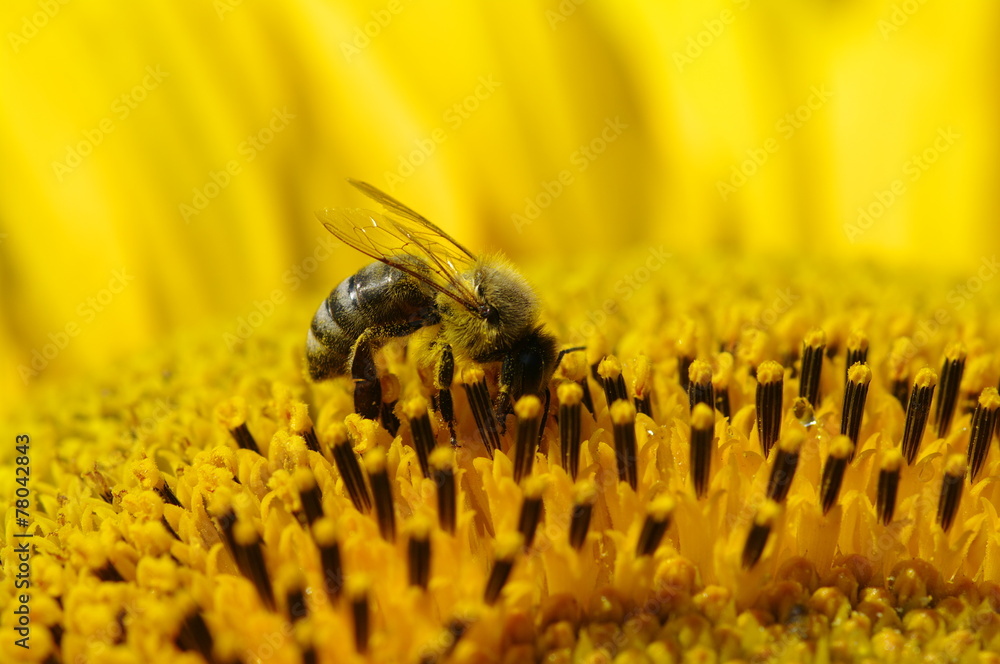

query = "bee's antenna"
[[556, 346, 586, 369]]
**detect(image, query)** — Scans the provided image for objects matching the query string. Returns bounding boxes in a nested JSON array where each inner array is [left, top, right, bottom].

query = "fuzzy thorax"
[[436, 253, 540, 360]]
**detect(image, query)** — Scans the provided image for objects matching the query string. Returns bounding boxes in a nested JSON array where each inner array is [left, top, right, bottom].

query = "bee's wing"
[[317, 204, 482, 313], [346, 179, 477, 261]]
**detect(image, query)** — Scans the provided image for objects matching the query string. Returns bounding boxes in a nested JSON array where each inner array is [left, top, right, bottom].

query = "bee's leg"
[[495, 362, 554, 444], [434, 342, 458, 446], [494, 366, 514, 435], [349, 335, 382, 421], [350, 324, 420, 421], [537, 387, 552, 449]]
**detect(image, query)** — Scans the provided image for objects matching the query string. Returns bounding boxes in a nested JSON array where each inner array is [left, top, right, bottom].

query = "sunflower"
[[2, 1, 1000, 663]]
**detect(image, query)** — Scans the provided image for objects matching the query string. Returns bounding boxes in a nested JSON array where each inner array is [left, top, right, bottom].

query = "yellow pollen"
[[214, 395, 248, 429], [978, 386, 1000, 410], [944, 454, 967, 477], [610, 398, 637, 425], [514, 394, 542, 419], [881, 448, 904, 472], [829, 435, 854, 459], [914, 367, 939, 388], [778, 429, 805, 454], [557, 380, 583, 406], [804, 328, 826, 349], [402, 396, 429, 419], [756, 360, 783, 384], [847, 362, 872, 385], [688, 359, 712, 385], [755, 500, 781, 526], [690, 402, 714, 430], [647, 494, 676, 521], [597, 355, 623, 380]]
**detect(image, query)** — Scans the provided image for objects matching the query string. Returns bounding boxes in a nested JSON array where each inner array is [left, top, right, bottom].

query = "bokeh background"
[[2, 0, 998, 408]]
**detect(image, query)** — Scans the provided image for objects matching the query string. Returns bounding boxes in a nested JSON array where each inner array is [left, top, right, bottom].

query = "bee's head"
[[438, 254, 539, 359]]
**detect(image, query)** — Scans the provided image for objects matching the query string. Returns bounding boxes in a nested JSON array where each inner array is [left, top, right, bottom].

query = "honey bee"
[[307, 180, 559, 440]]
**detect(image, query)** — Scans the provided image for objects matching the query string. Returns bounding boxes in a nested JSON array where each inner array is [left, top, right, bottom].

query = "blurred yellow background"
[[2, 0, 998, 407]]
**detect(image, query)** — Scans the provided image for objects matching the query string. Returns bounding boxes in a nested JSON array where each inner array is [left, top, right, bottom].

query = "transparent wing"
[[346, 179, 477, 261], [317, 182, 481, 312]]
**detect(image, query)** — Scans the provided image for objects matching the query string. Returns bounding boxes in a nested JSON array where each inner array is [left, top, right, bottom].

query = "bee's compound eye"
[[484, 306, 500, 326]]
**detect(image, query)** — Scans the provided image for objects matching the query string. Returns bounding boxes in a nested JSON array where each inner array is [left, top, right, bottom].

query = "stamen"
[[403, 397, 436, 478], [844, 330, 869, 386], [901, 368, 938, 464], [430, 447, 456, 534], [587, 337, 608, 383], [331, 427, 372, 513], [690, 402, 714, 498], [484, 533, 523, 605], [158, 480, 182, 507], [294, 468, 324, 526], [636, 495, 675, 557], [632, 355, 654, 417], [799, 328, 826, 409], [288, 402, 321, 453], [611, 399, 639, 490], [517, 477, 546, 548], [741, 329, 767, 380], [512, 396, 543, 483], [283, 571, 307, 623], [347, 576, 371, 653], [960, 355, 992, 414], [820, 436, 853, 515], [568, 480, 597, 550], [558, 347, 595, 414], [175, 609, 213, 660], [232, 519, 275, 609], [935, 342, 967, 438], [687, 360, 714, 413], [766, 429, 803, 503], [418, 619, 471, 664], [380, 373, 402, 437], [713, 352, 734, 420], [558, 382, 584, 480], [84, 468, 114, 504], [407, 516, 432, 590], [364, 448, 396, 541], [313, 517, 343, 598], [598, 356, 628, 407], [967, 387, 1000, 482], [216, 397, 260, 454], [755, 360, 784, 457], [461, 367, 500, 457], [888, 338, 911, 406], [876, 449, 902, 526], [937, 454, 966, 533], [678, 355, 694, 391], [677, 321, 696, 391], [742, 500, 781, 569], [95, 561, 125, 582], [841, 363, 872, 459]]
